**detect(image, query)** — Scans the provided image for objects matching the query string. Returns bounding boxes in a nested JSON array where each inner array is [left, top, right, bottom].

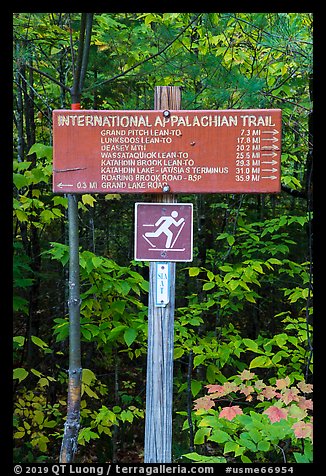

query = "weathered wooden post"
[[143, 86, 181, 463]]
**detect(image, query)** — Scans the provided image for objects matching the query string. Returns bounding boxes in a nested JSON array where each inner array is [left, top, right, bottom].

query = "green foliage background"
[[13, 12, 313, 463]]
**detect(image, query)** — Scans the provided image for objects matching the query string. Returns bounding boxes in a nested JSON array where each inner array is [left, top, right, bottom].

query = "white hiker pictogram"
[[143, 210, 185, 249]]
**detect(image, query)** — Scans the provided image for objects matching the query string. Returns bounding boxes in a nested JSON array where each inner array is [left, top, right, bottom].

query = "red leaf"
[[206, 384, 225, 395], [260, 386, 279, 400], [297, 381, 313, 394], [219, 405, 243, 421], [239, 384, 254, 397], [281, 387, 300, 405], [238, 369, 255, 381], [222, 382, 239, 394], [276, 376, 290, 389], [193, 396, 215, 411], [206, 381, 238, 398], [254, 379, 266, 390], [292, 421, 313, 440], [264, 406, 288, 423], [297, 396, 313, 411]]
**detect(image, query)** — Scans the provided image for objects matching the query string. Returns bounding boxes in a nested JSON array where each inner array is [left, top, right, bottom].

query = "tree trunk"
[[60, 13, 93, 463], [59, 194, 82, 463]]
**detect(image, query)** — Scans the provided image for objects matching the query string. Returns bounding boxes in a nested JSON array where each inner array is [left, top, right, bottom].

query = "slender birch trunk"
[[59, 13, 93, 463]]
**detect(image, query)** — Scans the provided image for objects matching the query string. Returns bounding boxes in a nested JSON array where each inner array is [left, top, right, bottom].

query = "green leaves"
[[31, 336, 50, 351], [78, 428, 100, 445], [191, 380, 202, 398], [81, 194, 97, 207], [188, 266, 202, 277], [209, 429, 231, 444], [82, 368, 99, 399], [13, 368, 29, 383], [28, 143, 53, 160], [249, 356, 273, 370], [194, 427, 211, 444], [242, 338, 259, 353], [13, 145, 52, 192], [13, 173, 29, 189], [45, 242, 70, 266], [124, 328, 137, 347], [48, 245, 148, 359], [183, 452, 227, 463], [217, 232, 235, 246], [193, 354, 206, 368]]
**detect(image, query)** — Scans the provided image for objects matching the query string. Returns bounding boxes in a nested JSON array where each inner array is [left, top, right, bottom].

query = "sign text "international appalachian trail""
[[52, 109, 281, 194]]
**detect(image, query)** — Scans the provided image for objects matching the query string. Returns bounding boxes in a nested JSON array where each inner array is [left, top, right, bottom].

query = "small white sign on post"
[[155, 263, 170, 307]]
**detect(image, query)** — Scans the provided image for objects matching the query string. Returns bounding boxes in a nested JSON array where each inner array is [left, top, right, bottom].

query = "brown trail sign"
[[52, 108, 281, 194]]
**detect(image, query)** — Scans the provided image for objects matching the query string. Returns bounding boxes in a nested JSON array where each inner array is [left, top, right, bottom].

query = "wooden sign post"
[[143, 86, 181, 463]]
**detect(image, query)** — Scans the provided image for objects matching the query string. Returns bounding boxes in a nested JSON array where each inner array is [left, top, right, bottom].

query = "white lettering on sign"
[[56, 113, 275, 129], [155, 263, 170, 307]]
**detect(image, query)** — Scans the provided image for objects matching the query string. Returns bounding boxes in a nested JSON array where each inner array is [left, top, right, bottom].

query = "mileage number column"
[[234, 127, 280, 186]]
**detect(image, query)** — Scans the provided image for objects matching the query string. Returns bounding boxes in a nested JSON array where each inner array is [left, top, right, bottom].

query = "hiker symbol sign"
[[134, 203, 193, 262]]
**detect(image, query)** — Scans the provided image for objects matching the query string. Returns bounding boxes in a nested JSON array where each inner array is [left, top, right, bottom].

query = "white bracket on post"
[[155, 262, 170, 307]]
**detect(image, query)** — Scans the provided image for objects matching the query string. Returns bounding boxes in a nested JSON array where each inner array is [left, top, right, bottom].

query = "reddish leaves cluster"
[[193, 369, 313, 437]]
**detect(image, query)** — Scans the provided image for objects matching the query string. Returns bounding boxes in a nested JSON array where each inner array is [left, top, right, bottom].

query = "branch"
[[25, 65, 70, 92], [15, 72, 53, 122], [187, 350, 194, 452], [79, 13, 94, 92], [19, 14, 202, 99], [281, 184, 307, 199], [70, 13, 86, 103], [85, 13, 203, 92], [260, 91, 311, 112]]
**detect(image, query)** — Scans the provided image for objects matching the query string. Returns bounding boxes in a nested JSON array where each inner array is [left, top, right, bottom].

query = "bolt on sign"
[[134, 203, 193, 262], [52, 109, 281, 194]]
